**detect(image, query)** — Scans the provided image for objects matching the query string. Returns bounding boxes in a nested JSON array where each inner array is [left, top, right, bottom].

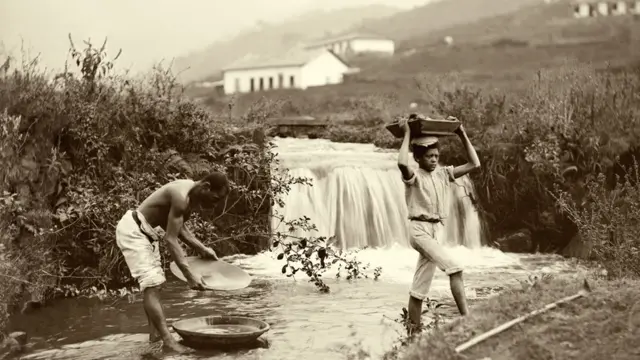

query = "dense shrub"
[[427, 66, 640, 257], [554, 163, 640, 278], [0, 111, 56, 333], [0, 40, 272, 286]]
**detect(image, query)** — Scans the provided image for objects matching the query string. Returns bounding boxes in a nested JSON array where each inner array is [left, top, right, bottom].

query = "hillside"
[[171, 5, 400, 84], [356, 0, 541, 47], [400, 0, 640, 48], [361, 0, 640, 76]]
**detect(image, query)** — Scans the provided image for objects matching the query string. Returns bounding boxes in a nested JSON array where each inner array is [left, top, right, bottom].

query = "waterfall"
[[270, 138, 483, 250]]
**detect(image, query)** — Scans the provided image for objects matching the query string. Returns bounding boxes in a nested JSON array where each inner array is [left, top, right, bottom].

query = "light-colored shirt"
[[403, 165, 455, 220]]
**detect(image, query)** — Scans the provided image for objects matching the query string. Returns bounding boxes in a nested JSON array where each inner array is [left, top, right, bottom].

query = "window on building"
[[259, 78, 264, 91], [326, 76, 331, 84], [249, 78, 255, 92], [234, 78, 240, 92], [278, 73, 284, 88], [268, 77, 274, 89], [289, 75, 295, 87]]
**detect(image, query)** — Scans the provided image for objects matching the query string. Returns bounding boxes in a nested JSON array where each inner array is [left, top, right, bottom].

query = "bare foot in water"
[[147, 315, 162, 343], [149, 324, 161, 343], [149, 333, 162, 343], [162, 339, 192, 354]]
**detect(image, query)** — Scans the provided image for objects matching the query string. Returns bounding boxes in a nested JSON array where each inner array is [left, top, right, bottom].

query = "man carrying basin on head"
[[115, 171, 230, 353], [396, 116, 481, 334]]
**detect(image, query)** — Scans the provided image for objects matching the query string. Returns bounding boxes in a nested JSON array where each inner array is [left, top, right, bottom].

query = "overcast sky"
[[1, 0, 430, 73]]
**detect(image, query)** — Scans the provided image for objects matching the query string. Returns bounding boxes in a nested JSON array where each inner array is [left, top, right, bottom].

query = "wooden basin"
[[385, 116, 461, 138], [172, 316, 270, 348]]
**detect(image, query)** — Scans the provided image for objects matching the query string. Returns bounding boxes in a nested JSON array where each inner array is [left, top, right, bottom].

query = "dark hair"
[[412, 142, 439, 159], [200, 171, 229, 193]]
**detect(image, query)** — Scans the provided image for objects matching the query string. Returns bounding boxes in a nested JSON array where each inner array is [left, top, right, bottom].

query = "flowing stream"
[[14, 138, 583, 360]]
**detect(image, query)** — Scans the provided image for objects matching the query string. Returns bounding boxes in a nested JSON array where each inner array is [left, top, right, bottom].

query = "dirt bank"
[[400, 276, 640, 360]]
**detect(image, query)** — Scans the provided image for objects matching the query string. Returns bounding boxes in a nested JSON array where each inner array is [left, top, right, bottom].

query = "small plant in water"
[[51, 284, 138, 303], [263, 143, 384, 293], [270, 226, 383, 293], [518, 272, 554, 292], [335, 247, 383, 281]]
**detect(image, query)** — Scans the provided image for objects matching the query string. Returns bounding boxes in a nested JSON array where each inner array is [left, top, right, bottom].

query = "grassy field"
[[395, 276, 640, 360]]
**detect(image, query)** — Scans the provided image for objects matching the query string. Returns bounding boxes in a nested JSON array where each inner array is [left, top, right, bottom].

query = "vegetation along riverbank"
[[379, 275, 640, 360]]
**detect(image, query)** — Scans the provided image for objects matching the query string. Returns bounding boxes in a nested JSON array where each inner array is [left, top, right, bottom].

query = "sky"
[[1, 0, 430, 74]]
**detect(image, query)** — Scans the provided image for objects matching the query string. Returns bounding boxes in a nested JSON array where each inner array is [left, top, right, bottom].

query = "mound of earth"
[[400, 277, 640, 360]]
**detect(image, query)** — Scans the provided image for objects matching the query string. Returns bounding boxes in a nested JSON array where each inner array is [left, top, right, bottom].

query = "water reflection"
[[18, 276, 411, 360]]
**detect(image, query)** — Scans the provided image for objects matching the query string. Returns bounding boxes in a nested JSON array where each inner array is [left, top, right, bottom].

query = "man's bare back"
[[114, 172, 230, 354], [137, 179, 196, 230]]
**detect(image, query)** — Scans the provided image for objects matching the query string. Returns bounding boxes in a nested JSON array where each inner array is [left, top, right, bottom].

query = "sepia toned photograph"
[[1, 0, 639, 359]]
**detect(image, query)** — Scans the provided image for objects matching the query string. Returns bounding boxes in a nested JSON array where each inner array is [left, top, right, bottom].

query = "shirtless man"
[[115, 171, 229, 353]]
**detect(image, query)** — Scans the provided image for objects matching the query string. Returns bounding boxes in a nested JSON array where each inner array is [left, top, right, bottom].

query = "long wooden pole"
[[455, 279, 592, 354]]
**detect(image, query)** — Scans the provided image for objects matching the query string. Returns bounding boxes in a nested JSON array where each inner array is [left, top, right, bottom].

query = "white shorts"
[[409, 220, 463, 300], [115, 210, 165, 291]]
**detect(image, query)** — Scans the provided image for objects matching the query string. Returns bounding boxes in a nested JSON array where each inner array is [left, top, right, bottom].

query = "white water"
[[233, 137, 577, 294], [270, 137, 483, 249]]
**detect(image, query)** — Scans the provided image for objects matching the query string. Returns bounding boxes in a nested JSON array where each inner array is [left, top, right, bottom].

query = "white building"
[[303, 32, 395, 57], [221, 48, 350, 95], [573, 1, 640, 18]]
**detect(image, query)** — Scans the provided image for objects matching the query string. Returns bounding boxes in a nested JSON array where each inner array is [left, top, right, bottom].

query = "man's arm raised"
[[452, 125, 481, 179], [398, 119, 415, 182]]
